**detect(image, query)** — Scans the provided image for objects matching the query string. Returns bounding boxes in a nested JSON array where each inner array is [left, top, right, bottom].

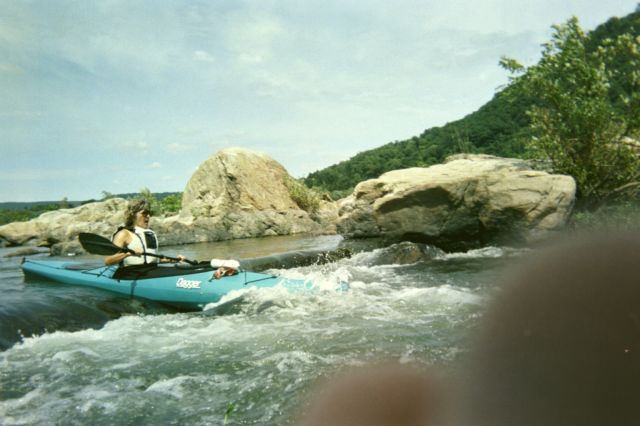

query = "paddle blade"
[[78, 232, 125, 255]]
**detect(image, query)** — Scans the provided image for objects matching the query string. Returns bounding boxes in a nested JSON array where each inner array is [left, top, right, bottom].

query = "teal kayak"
[[21, 258, 318, 309]]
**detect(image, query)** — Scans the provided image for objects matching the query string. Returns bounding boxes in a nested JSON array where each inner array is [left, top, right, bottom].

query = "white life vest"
[[113, 226, 159, 266]]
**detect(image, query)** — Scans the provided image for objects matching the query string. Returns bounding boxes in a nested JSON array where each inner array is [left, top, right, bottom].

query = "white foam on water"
[[0, 388, 43, 417], [145, 375, 210, 399], [202, 283, 297, 312], [4, 273, 482, 361], [77, 398, 117, 415], [346, 280, 368, 290], [390, 285, 484, 307], [110, 361, 140, 370], [51, 347, 102, 362], [257, 350, 316, 373], [268, 265, 353, 293], [73, 387, 118, 414], [16, 326, 105, 350], [436, 245, 528, 260], [1, 249, 494, 424]]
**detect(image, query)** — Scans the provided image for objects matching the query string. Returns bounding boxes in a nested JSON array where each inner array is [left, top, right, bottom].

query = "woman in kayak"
[[104, 199, 186, 266]]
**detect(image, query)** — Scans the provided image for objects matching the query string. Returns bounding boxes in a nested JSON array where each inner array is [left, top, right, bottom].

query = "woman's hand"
[[160, 254, 187, 263]]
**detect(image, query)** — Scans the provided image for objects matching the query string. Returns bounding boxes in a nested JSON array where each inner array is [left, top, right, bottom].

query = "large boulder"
[[0, 198, 128, 250], [182, 147, 299, 216], [337, 154, 576, 251], [157, 147, 332, 243]]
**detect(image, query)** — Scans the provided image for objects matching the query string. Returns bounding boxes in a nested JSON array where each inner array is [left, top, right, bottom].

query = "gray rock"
[[182, 147, 299, 216], [168, 147, 335, 243], [337, 154, 576, 251], [50, 241, 84, 256], [0, 198, 128, 248], [4, 247, 50, 258]]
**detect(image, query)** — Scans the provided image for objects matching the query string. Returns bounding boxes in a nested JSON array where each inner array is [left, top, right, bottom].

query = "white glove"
[[210, 259, 240, 269]]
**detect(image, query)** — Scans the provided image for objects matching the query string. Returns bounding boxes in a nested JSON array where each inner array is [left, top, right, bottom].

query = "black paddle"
[[78, 232, 198, 265]]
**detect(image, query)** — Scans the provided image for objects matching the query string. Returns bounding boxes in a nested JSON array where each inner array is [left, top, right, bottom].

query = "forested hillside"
[[304, 84, 532, 194], [304, 10, 640, 195]]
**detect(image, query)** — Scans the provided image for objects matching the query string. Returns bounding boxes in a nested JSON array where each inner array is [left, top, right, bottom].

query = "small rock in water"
[[4, 247, 49, 258], [367, 242, 445, 265], [50, 241, 83, 256], [384, 241, 441, 264]]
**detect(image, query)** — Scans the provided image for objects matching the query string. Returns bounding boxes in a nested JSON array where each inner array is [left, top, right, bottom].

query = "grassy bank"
[[567, 200, 640, 232]]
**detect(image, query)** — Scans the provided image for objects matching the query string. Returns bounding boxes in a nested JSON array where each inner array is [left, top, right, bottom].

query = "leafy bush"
[[283, 176, 321, 213], [0, 209, 36, 225], [501, 17, 640, 206], [568, 200, 640, 231], [159, 193, 182, 214], [138, 188, 182, 216]]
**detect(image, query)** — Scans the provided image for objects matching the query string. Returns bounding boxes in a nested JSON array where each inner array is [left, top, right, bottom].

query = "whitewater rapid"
[[1, 236, 518, 424]]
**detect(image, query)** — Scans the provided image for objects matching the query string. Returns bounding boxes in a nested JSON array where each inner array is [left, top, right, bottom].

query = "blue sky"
[[1, 0, 638, 201]]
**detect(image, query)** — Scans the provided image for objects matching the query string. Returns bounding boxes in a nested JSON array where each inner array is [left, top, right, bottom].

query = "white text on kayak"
[[176, 278, 202, 289]]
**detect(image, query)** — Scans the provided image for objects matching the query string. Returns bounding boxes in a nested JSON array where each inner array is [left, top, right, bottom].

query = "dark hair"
[[124, 199, 151, 228]]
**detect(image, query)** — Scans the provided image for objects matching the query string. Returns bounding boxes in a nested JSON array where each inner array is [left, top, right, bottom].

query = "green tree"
[[160, 193, 182, 214], [500, 17, 640, 206], [0, 209, 33, 225], [136, 189, 183, 215], [101, 190, 115, 200], [138, 187, 162, 215]]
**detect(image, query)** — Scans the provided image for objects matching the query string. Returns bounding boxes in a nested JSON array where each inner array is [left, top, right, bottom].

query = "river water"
[[0, 234, 521, 425]]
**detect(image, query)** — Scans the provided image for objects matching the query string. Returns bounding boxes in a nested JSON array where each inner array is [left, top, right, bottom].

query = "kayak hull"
[[21, 259, 313, 309]]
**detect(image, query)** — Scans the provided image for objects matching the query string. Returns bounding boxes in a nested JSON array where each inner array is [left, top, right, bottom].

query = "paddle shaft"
[[122, 249, 186, 264], [78, 232, 197, 265]]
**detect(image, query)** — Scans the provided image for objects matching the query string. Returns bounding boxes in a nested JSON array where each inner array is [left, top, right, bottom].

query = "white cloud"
[[193, 50, 215, 63], [117, 132, 152, 153], [166, 143, 194, 153], [223, 12, 285, 64], [146, 162, 161, 169], [122, 141, 150, 152]]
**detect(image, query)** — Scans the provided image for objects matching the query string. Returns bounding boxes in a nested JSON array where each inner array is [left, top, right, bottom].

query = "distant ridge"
[[0, 192, 181, 210]]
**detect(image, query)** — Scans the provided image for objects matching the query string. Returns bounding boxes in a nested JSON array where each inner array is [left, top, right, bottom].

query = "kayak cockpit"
[[63, 262, 108, 271], [111, 262, 216, 280]]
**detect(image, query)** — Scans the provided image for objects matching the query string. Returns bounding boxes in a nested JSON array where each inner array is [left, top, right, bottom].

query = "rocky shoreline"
[[0, 148, 576, 255]]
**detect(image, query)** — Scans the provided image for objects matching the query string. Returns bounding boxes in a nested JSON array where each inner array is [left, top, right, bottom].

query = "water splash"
[[0, 240, 513, 424]]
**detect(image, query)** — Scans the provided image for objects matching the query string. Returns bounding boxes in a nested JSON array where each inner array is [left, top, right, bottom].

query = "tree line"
[[0, 190, 183, 226]]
